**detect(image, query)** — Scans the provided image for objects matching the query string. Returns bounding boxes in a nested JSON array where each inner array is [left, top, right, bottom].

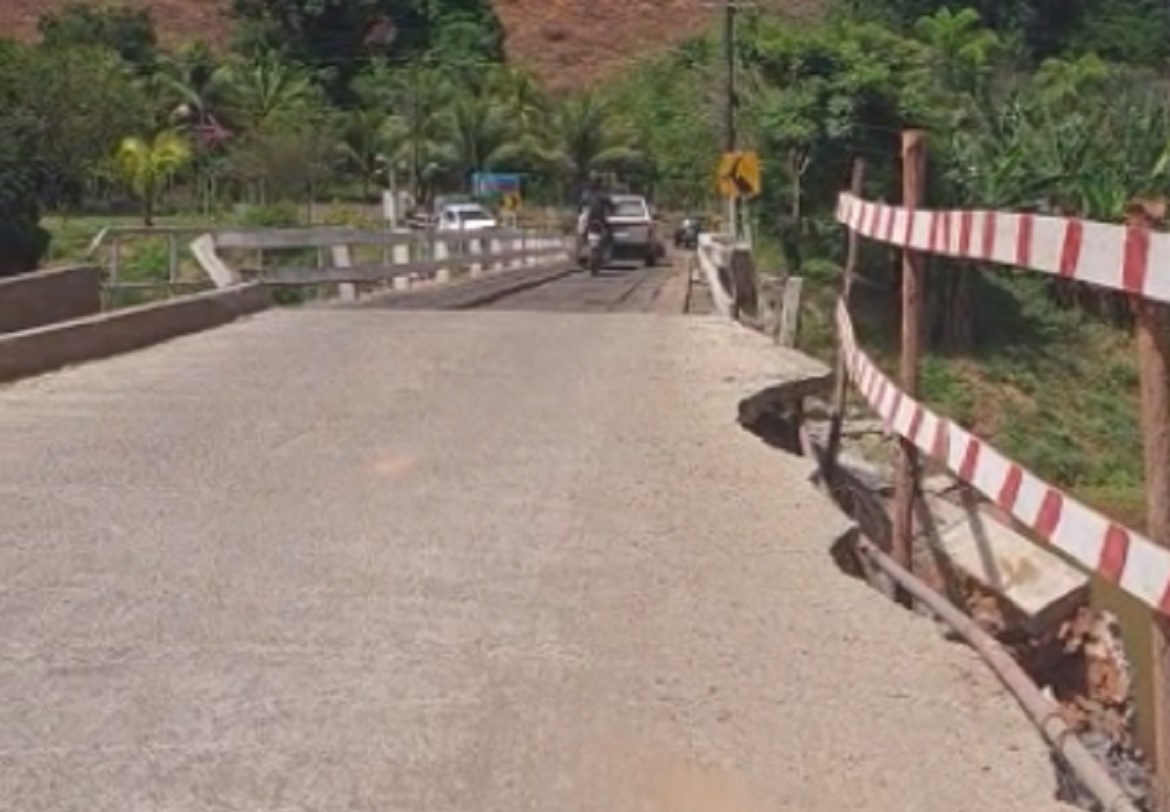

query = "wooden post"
[[825, 158, 867, 477], [777, 277, 804, 348], [1129, 200, 1170, 812], [167, 232, 179, 296], [1142, 297, 1170, 812], [107, 234, 122, 310], [891, 130, 926, 596], [109, 234, 121, 288]]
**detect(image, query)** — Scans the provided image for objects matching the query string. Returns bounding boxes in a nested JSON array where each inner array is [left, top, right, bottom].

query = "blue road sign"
[[472, 173, 522, 196]]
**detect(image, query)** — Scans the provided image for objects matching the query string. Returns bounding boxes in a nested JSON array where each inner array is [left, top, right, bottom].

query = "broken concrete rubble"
[[795, 400, 1150, 811]]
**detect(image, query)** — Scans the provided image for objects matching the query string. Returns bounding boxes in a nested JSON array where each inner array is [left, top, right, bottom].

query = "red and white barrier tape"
[[836, 193, 1170, 305], [835, 298, 1170, 615]]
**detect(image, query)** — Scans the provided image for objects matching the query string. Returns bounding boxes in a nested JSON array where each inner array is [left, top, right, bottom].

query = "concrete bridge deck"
[[0, 297, 1066, 810]]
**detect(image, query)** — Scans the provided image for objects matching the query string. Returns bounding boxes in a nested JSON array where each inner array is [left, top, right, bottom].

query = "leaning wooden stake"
[[825, 158, 866, 478], [891, 130, 926, 599], [1128, 200, 1170, 812]]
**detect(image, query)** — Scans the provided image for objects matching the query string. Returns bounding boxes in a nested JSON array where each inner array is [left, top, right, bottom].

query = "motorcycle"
[[582, 220, 609, 276]]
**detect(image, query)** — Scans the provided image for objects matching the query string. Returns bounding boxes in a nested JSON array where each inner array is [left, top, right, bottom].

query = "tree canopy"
[[229, 0, 504, 98], [38, 1, 159, 71]]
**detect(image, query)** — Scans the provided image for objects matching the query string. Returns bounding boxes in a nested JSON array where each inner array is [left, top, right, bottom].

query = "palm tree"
[[339, 108, 390, 202], [443, 92, 514, 188], [151, 42, 223, 129], [149, 43, 232, 215], [486, 65, 548, 135], [543, 92, 644, 200], [381, 61, 455, 204], [114, 130, 192, 225], [214, 51, 321, 134]]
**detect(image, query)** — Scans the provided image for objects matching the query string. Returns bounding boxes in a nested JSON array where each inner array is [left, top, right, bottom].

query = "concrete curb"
[[695, 234, 736, 317], [0, 284, 272, 384], [652, 260, 694, 315]]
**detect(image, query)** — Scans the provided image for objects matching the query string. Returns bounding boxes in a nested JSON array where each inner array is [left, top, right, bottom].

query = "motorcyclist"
[[577, 173, 616, 251]]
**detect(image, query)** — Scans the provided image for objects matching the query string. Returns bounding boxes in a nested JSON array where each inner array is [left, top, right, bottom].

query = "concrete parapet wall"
[[0, 266, 102, 335], [0, 284, 272, 384]]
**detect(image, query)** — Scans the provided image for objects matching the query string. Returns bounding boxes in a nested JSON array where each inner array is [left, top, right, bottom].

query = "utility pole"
[[723, 0, 736, 155], [706, 0, 754, 241], [723, 0, 738, 240]]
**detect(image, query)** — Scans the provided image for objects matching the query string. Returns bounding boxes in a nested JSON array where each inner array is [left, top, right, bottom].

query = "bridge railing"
[[84, 224, 571, 305], [84, 225, 213, 307], [832, 191, 1170, 617], [827, 129, 1170, 811], [202, 226, 570, 296]]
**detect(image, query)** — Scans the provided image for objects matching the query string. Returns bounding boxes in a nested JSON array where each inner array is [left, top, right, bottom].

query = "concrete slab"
[[926, 494, 1091, 631]]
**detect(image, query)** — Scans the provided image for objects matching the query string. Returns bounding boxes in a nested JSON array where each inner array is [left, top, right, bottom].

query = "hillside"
[[497, 0, 710, 87], [0, 0, 818, 87]]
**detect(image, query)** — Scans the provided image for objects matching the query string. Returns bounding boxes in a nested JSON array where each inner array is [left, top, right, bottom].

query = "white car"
[[437, 203, 499, 232], [580, 194, 661, 266]]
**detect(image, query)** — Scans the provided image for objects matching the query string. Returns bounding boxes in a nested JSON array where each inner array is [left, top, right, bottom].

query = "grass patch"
[[43, 213, 214, 266], [796, 255, 1145, 523]]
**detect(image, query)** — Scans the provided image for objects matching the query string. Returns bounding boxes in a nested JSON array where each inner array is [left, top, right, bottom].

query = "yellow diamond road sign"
[[501, 192, 521, 211], [718, 151, 761, 198]]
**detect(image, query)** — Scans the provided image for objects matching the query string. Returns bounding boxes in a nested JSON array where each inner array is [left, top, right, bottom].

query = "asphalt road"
[[0, 298, 1067, 811], [478, 260, 675, 313], [347, 253, 684, 315]]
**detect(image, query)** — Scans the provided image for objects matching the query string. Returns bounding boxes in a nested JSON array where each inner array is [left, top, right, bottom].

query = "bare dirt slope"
[[494, 0, 710, 87], [1, 0, 818, 87]]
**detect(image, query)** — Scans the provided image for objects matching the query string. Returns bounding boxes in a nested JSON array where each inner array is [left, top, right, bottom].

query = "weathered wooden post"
[[106, 232, 123, 310], [891, 130, 927, 597], [109, 233, 121, 289], [826, 157, 866, 476], [167, 232, 179, 287], [1127, 199, 1170, 812]]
